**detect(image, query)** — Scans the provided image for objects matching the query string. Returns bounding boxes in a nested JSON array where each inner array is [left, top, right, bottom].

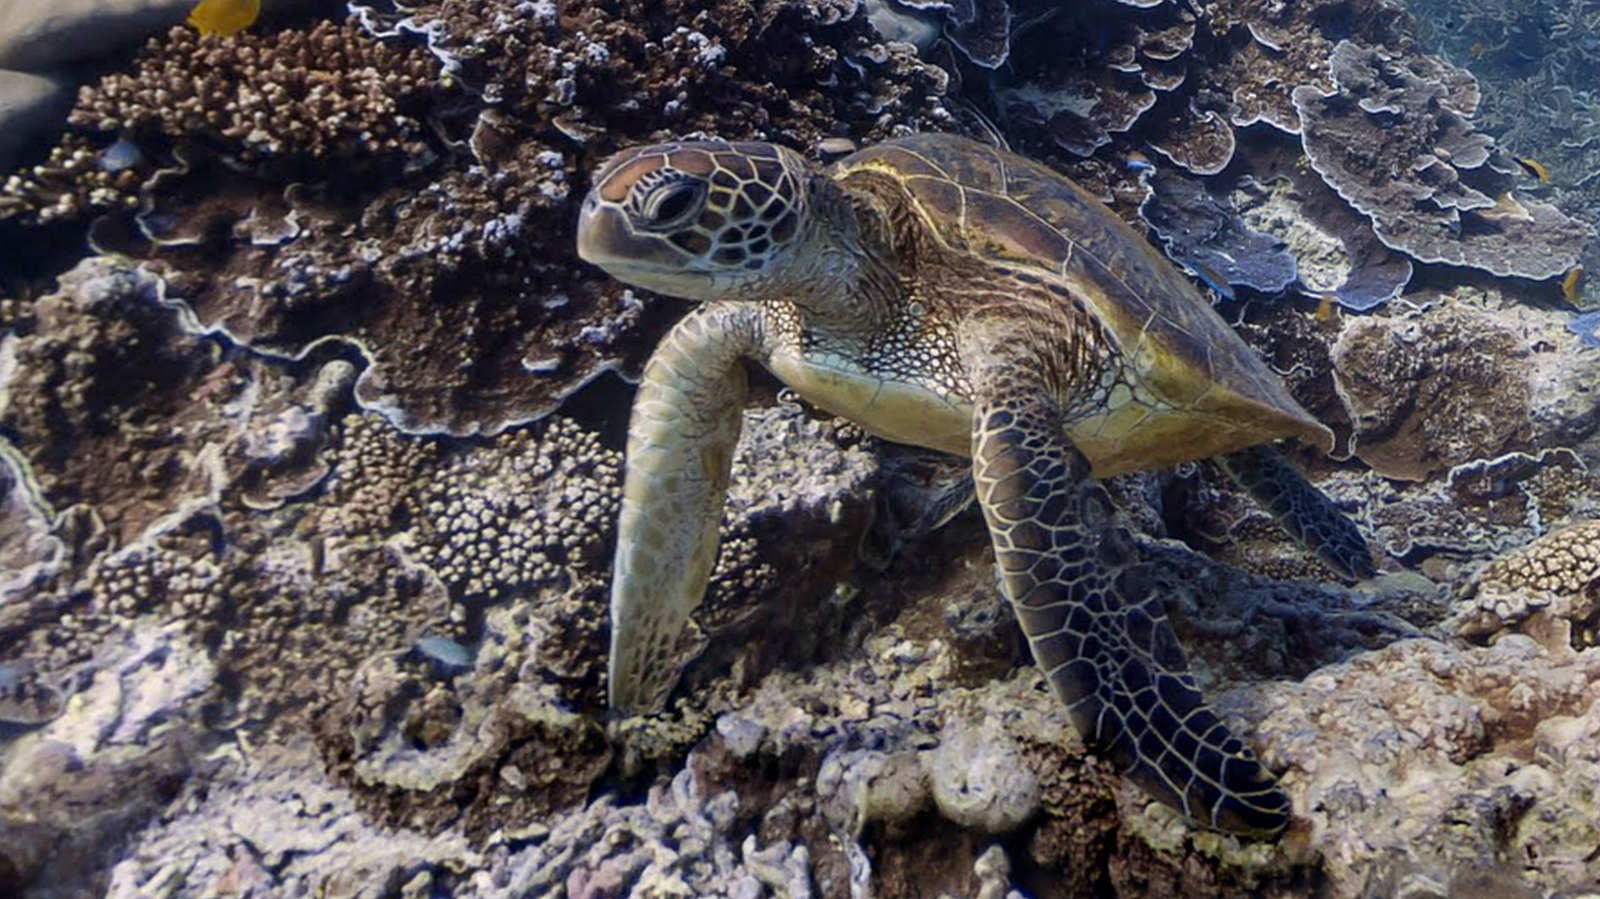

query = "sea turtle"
[[576, 133, 1374, 837]]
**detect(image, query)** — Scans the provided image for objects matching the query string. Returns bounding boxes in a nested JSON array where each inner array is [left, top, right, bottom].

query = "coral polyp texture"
[[3, 0, 1600, 897]]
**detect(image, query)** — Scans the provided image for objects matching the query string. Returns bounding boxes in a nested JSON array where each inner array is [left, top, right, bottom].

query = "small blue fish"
[[98, 137, 143, 173], [413, 635, 473, 673], [1124, 151, 1154, 174], [1189, 260, 1236, 300]]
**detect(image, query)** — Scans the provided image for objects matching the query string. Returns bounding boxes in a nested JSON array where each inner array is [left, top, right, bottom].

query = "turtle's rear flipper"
[[965, 330, 1292, 838], [1215, 444, 1377, 580]]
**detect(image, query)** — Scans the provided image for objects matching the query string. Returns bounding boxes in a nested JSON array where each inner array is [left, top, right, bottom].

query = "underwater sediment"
[[0, 0, 1599, 897]]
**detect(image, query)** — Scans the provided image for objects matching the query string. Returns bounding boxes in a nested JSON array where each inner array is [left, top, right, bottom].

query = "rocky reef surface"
[[2, 0, 1600, 898]]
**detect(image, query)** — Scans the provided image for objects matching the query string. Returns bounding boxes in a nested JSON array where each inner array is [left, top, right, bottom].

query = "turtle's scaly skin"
[[577, 133, 1376, 837]]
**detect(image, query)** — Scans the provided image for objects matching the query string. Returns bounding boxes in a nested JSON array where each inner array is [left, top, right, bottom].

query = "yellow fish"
[[1564, 266, 1586, 304], [1313, 292, 1337, 322], [187, 0, 260, 36], [1514, 156, 1551, 183]]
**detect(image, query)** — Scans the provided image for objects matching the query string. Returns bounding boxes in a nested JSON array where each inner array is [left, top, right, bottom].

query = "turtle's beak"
[[577, 195, 720, 300]]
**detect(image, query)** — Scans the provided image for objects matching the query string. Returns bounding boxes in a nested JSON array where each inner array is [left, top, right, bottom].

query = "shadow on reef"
[[0, 0, 1599, 896]]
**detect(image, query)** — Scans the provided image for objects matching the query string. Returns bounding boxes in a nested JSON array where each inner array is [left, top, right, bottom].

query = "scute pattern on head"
[[579, 140, 814, 296]]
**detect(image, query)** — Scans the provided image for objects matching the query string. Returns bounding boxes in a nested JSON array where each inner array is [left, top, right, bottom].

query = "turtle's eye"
[[641, 181, 704, 230]]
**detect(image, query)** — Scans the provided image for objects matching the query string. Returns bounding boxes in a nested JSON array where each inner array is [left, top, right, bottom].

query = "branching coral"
[[72, 22, 441, 160], [0, 134, 146, 225]]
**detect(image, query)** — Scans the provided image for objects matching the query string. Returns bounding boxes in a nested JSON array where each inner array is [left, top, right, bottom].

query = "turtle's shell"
[[831, 133, 1334, 454]]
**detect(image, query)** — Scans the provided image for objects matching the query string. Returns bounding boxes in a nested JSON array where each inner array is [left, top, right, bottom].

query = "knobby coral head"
[[577, 140, 816, 302]]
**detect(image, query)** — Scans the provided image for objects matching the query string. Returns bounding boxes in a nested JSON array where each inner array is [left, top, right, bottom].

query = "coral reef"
[[1410, 0, 1600, 300], [5, 0, 1600, 897]]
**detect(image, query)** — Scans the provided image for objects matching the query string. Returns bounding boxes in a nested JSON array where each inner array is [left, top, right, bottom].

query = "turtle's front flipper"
[[965, 333, 1292, 837], [1215, 445, 1376, 580], [609, 302, 765, 715]]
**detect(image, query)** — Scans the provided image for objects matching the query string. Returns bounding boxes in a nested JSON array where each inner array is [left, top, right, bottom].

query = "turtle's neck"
[[769, 174, 904, 338]]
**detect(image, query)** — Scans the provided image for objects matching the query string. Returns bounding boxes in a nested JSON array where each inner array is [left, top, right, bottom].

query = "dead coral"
[[331, 589, 613, 837], [1294, 41, 1593, 280], [1253, 635, 1600, 899], [0, 258, 226, 546], [101, 744, 469, 899], [0, 624, 212, 899]]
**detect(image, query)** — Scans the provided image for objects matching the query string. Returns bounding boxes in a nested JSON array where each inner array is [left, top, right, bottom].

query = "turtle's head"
[[578, 141, 818, 301]]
